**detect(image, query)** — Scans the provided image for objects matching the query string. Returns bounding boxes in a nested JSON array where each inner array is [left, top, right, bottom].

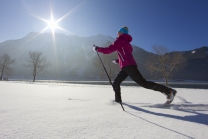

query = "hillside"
[[0, 32, 207, 81]]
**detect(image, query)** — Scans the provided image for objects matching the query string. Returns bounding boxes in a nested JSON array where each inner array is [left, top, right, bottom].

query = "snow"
[[0, 81, 208, 139]]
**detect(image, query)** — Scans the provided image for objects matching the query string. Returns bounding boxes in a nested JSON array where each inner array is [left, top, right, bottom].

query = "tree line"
[[0, 51, 50, 82], [0, 45, 186, 85]]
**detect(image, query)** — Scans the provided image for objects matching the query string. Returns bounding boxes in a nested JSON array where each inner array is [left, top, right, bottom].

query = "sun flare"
[[28, 0, 86, 36], [43, 14, 61, 34], [46, 18, 58, 30]]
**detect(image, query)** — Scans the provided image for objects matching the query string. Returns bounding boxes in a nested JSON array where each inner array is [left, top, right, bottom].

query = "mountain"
[[0, 32, 207, 81], [171, 46, 208, 81], [0, 32, 115, 80]]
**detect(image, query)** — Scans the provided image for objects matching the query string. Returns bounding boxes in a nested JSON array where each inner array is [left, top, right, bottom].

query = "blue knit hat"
[[118, 26, 128, 34]]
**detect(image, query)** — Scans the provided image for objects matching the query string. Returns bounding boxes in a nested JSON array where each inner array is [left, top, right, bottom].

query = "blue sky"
[[0, 0, 208, 52]]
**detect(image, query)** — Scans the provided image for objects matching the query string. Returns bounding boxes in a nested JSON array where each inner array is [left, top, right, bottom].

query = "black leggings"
[[112, 65, 172, 96]]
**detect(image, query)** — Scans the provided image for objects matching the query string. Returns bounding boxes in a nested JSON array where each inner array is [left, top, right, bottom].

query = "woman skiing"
[[93, 26, 177, 104]]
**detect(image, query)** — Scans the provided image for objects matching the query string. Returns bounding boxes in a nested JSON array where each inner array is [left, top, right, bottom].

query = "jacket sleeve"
[[97, 37, 123, 54]]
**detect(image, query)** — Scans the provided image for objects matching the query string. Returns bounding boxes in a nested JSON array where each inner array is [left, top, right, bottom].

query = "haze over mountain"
[[0, 32, 207, 81]]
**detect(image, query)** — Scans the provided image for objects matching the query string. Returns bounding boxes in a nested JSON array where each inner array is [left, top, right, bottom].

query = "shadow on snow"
[[123, 103, 208, 126], [123, 103, 208, 139]]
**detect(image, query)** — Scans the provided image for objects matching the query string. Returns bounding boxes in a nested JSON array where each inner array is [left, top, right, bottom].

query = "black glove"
[[93, 45, 98, 52]]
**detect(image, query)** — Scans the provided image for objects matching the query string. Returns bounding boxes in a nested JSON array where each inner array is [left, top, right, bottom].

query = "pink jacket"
[[97, 34, 137, 69]]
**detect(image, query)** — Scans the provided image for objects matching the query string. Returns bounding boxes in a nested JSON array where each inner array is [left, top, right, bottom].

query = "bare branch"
[[25, 51, 50, 82], [146, 45, 187, 85], [0, 54, 15, 80]]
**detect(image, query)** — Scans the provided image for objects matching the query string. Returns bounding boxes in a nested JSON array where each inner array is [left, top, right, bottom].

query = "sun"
[[47, 18, 58, 30], [28, 0, 87, 36], [42, 13, 63, 35], [45, 15, 59, 32]]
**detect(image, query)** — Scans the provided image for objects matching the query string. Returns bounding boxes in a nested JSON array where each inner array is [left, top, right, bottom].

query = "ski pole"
[[94, 45, 125, 111]]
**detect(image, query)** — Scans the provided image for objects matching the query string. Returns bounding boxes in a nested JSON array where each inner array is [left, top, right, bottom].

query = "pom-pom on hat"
[[118, 26, 128, 34]]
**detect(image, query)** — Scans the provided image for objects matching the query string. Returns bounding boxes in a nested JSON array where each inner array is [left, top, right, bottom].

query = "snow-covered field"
[[0, 81, 208, 139]]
